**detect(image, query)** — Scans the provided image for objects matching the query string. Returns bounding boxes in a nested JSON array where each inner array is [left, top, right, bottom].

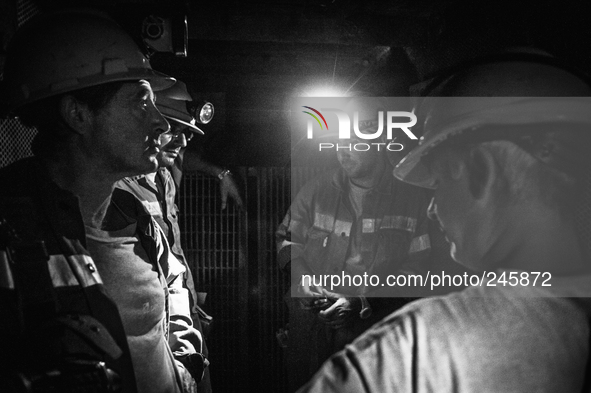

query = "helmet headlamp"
[[187, 101, 214, 124]]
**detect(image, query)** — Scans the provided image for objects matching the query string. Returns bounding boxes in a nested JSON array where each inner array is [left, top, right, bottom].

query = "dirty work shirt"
[[298, 274, 591, 393], [86, 222, 182, 393]]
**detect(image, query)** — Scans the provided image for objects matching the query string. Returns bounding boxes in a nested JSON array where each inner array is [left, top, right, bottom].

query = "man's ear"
[[59, 95, 91, 135], [467, 147, 498, 201]]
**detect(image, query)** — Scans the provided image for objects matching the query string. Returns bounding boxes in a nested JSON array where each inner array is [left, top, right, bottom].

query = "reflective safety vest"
[[0, 157, 137, 392], [114, 168, 200, 318], [277, 167, 433, 295]]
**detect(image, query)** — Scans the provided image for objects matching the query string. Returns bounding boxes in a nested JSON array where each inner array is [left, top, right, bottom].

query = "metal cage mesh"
[[16, 0, 41, 27], [178, 167, 324, 393], [178, 171, 249, 392], [0, 118, 36, 168]]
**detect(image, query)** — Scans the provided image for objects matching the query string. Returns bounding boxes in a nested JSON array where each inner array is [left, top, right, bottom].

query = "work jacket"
[[0, 157, 137, 392], [114, 168, 199, 317], [101, 186, 187, 392], [277, 166, 433, 296], [112, 171, 210, 391]]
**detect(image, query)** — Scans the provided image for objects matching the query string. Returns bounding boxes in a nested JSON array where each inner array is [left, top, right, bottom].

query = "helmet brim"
[[149, 70, 177, 92], [7, 68, 176, 113], [163, 114, 205, 135], [394, 97, 591, 188]]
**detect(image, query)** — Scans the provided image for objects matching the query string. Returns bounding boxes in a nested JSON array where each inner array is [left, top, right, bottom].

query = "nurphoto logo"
[[301, 104, 418, 152]]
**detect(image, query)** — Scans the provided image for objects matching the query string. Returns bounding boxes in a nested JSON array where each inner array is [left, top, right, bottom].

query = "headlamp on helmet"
[[156, 80, 213, 135], [187, 101, 214, 125]]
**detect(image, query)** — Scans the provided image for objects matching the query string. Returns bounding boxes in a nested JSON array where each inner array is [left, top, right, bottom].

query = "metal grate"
[[0, 118, 36, 168], [250, 167, 326, 392], [178, 167, 324, 393], [16, 0, 41, 27], [178, 170, 249, 392], [250, 167, 290, 391]]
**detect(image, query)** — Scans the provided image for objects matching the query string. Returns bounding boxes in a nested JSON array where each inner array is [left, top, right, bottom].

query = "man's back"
[[300, 277, 591, 392]]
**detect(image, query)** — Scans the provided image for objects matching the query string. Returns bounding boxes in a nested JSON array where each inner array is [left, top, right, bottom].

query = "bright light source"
[[199, 102, 214, 124], [297, 84, 348, 98], [188, 101, 214, 124]]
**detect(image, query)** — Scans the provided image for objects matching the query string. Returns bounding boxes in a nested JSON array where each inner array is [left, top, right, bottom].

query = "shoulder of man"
[[300, 295, 464, 393], [114, 174, 146, 191], [357, 288, 489, 347], [104, 187, 152, 231], [0, 157, 82, 241]]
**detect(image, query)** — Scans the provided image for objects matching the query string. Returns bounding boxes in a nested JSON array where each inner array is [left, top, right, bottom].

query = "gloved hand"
[[317, 291, 362, 329]]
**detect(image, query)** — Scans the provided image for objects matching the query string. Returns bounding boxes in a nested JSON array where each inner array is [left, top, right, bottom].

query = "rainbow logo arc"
[[302, 106, 329, 130]]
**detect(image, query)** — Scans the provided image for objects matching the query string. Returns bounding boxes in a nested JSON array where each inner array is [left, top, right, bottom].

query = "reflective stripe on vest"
[[381, 215, 417, 232], [409, 234, 431, 254], [362, 219, 375, 233], [314, 213, 353, 237], [0, 250, 15, 289], [313, 213, 334, 232], [140, 201, 162, 217], [363, 216, 418, 233], [49, 254, 103, 288], [334, 220, 352, 237], [315, 213, 417, 234]]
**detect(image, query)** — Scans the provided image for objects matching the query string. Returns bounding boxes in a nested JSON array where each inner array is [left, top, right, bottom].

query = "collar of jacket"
[[129, 168, 170, 194], [104, 187, 164, 277]]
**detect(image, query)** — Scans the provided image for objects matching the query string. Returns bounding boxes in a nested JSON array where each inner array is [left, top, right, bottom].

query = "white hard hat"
[[393, 53, 591, 188], [2, 10, 175, 113], [156, 80, 205, 135]]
